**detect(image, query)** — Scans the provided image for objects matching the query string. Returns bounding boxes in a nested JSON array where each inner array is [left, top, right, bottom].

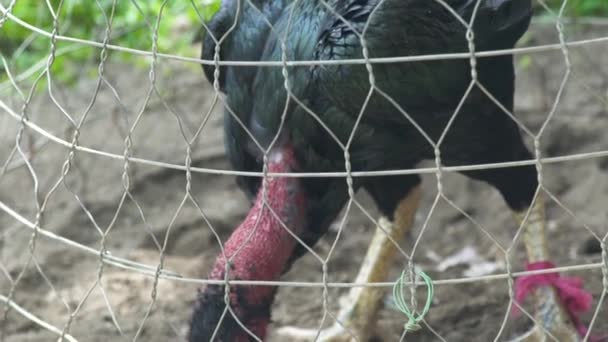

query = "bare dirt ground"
[[1, 24, 607, 342]]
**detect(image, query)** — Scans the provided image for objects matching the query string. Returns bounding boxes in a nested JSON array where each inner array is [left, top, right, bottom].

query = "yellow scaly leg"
[[277, 186, 422, 341], [513, 192, 581, 342]]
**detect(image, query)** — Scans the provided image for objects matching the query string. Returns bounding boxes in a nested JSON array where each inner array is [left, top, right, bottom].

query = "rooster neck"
[[189, 146, 306, 341], [212, 145, 306, 298]]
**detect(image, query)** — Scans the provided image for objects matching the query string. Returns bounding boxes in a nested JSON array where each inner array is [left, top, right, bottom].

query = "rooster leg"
[[512, 192, 581, 342], [277, 186, 421, 342]]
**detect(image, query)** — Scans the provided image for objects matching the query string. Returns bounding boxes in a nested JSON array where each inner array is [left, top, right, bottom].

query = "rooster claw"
[[276, 323, 384, 342], [276, 324, 355, 342], [508, 326, 582, 342], [509, 327, 549, 342]]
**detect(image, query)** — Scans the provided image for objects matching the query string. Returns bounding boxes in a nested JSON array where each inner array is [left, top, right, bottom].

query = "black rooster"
[[189, 0, 593, 341]]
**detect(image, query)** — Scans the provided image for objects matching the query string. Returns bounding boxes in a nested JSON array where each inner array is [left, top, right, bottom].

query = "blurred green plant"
[[516, 0, 608, 70], [0, 0, 220, 84], [1, 0, 607, 85], [541, 0, 608, 17]]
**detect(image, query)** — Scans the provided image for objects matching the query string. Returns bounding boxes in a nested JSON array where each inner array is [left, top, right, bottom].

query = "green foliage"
[[1, 0, 607, 85], [0, 0, 221, 83], [540, 0, 608, 16]]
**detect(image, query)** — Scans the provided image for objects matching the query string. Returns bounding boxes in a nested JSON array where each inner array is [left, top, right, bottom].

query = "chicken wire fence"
[[0, 0, 607, 341]]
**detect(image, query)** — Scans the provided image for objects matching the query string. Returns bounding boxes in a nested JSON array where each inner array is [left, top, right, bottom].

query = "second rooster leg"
[[513, 193, 580, 342], [277, 186, 422, 342]]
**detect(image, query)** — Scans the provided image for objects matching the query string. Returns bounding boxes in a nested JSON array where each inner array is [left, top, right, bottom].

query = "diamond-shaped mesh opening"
[[1, 0, 607, 341]]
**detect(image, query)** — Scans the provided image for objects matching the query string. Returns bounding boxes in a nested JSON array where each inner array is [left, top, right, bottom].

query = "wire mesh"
[[1, 0, 607, 341]]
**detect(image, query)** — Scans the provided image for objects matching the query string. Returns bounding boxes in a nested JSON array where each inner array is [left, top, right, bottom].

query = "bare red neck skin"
[[208, 146, 306, 339]]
